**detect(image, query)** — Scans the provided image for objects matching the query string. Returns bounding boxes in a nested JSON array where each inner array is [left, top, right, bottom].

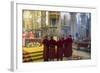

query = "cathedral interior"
[[22, 10, 91, 62]]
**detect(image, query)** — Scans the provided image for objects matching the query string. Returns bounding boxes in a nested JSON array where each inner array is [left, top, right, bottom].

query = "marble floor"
[[23, 46, 91, 62]]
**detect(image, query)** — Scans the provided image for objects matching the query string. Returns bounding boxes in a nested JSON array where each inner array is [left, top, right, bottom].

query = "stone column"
[[70, 12, 77, 40], [80, 13, 87, 40], [57, 13, 62, 37]]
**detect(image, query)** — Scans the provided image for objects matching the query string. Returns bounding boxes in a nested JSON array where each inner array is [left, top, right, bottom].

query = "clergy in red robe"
[[49, 36, 56, 61], [42, 36, 49, 61], [22, 32, 26, 47], [56, 38, 64, 61], [29, 31, 34, 42], [64, 35, 73, 58]]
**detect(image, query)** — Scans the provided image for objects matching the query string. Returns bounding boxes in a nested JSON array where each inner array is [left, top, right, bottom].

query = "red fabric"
[[49, 39, 56, 60], [64, 37, 73, 57], [49, 49, 55, 60], [42, 39, 49, 61], [56, 40, 64, 60]]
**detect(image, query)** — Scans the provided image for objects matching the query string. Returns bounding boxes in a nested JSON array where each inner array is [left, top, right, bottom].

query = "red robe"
[[42, 39, 49, 61], [49, 39, 56, 60], [64, 37, 73, 57], [56, 40, 64, 60]]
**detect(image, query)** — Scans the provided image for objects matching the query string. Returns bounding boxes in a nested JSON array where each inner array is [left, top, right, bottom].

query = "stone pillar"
[[46, 11, 50, 36], [70, 12, 77, 40], [57, 13, 62, 37], [80, 13, 87, 40]]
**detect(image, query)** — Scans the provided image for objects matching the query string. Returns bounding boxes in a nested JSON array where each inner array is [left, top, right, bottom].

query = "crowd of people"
[[42, 35, 73, 61]]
